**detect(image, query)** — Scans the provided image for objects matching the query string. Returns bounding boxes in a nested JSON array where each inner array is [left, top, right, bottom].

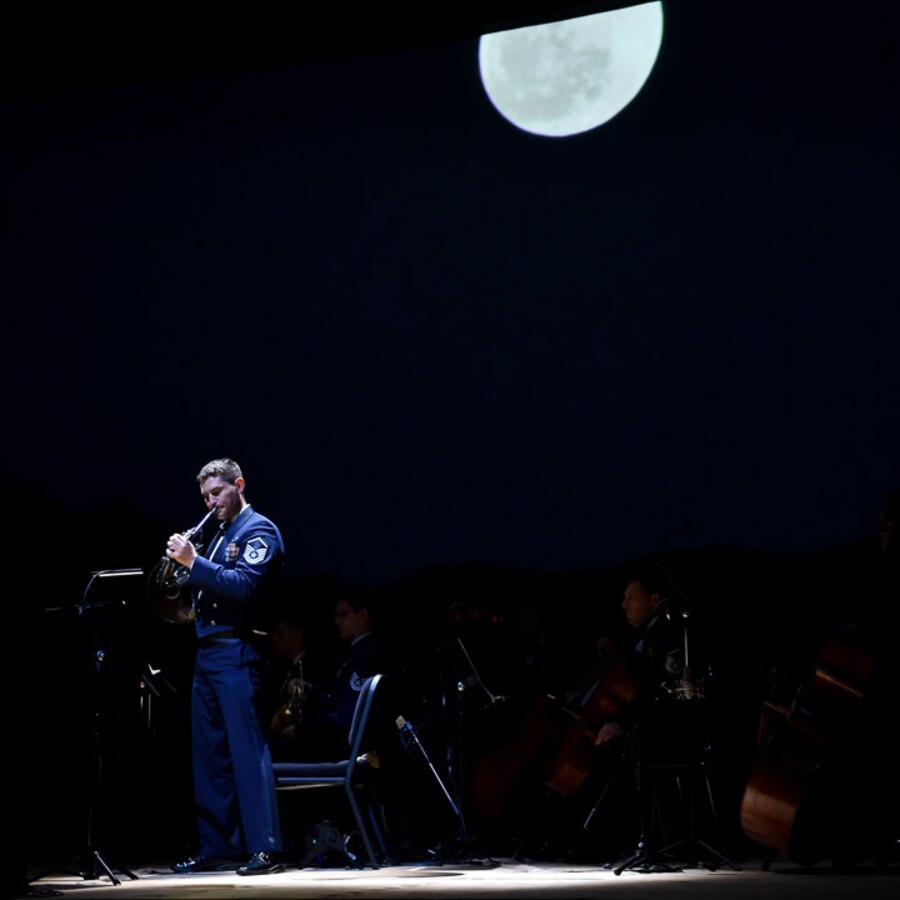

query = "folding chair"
[[273, 673, 390, 869]]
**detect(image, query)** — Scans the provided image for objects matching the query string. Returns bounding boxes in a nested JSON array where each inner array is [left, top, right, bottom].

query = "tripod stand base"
[[29, 848, 139, 886], [611, 836, 741, 875]]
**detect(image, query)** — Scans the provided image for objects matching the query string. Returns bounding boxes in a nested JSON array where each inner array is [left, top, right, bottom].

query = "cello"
[[542, 651, 641, 797], [468, 690, 570, 820], [468, 637, 638, 819], [544, 596, 701, 799]]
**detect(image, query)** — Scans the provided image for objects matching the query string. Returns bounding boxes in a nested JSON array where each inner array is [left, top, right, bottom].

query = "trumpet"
[[147, 509, 215, 624]]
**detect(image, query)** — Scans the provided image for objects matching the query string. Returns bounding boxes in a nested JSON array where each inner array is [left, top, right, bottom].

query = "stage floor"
[[22, 853, 900, 900]]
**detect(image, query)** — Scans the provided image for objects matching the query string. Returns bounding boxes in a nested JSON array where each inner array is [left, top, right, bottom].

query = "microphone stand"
[[653, 516, 699, 618], [396, 716, 460, 820], [432, 639, 501, 864], [434, 640, 475, 857]]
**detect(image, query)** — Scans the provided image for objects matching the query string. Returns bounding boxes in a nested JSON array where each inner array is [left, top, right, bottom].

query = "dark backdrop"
[[3, 0, 898, 874]]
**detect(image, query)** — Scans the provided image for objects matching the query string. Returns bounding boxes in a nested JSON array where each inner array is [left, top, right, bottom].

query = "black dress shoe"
[[236, 851, 284, 876], [171, 856, 238, 874]]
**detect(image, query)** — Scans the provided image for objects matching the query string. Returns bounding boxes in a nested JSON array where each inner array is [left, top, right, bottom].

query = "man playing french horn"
[[165, 457, 286, 877]]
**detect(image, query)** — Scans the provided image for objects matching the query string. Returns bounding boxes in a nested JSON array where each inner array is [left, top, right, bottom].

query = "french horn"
[[147, 510, 215, 624], [270, 665, 308, 735]]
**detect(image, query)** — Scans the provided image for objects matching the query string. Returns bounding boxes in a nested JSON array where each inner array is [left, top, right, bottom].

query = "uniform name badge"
[[225, 542, 239, 562]]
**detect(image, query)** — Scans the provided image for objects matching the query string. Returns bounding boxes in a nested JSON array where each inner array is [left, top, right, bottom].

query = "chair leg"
[[365, 795, 389, 856], [346, 789, 380, 869]]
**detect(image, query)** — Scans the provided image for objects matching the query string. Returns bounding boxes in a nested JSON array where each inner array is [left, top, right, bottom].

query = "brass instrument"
[[270, 661, 307, 734], [147, 510, 215, 624]]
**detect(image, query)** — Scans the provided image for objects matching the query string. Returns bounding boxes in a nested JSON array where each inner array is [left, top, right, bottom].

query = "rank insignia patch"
[[243, 537, 269, 565], [664, 652, 684, 675]]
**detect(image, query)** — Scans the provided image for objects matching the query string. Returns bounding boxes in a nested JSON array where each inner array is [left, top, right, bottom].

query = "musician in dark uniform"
[[165, 458, 285, 876], [593, 570, 687, 752], [272, 586, 387, 762], [264, 609, 325, 746], [522, 569, 688, 863]]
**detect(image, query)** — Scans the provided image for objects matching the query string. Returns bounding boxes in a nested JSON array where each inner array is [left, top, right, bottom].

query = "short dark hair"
[[340, 585, 379, 623], [626, 566, 668, 599], [273, 606, 309, 632], [197, 458, 242, 484]]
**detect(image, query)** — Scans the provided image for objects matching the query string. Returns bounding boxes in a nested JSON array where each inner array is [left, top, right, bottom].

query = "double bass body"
[[739, 622, 880, 866]]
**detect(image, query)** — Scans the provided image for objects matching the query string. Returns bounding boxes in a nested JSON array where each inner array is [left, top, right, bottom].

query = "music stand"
[[610, 698, 740, 874], [31, 569, 143, 887]]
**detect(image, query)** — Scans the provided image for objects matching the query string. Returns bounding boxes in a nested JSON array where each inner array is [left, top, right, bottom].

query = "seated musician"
[[269, 586, 388, 763], [528, 569, 689, 863], [264, 608, 324, 749], [593, 570, 687, 754]]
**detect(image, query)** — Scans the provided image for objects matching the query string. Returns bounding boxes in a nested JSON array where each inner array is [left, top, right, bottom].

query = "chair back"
[[347, 673, 383, 766]]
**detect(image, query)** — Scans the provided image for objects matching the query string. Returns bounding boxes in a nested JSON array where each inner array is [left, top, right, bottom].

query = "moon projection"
[[478, 2, 664, 138]]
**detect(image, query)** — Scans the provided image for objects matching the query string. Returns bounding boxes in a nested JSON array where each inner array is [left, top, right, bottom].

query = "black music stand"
[[31, 569, 143, 887], [610, 699, 740, 875]]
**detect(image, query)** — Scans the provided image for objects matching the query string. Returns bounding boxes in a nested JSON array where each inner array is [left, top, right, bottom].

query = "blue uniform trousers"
[[191, 640, 282, 858]]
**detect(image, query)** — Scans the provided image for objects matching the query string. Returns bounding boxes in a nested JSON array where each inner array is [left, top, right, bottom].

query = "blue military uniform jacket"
[[323, 631, 386, 732], [186, 505, 285, 638]]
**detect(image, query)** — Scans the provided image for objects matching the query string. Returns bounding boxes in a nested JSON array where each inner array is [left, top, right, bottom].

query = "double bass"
[[739, 621, 880, 866]]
